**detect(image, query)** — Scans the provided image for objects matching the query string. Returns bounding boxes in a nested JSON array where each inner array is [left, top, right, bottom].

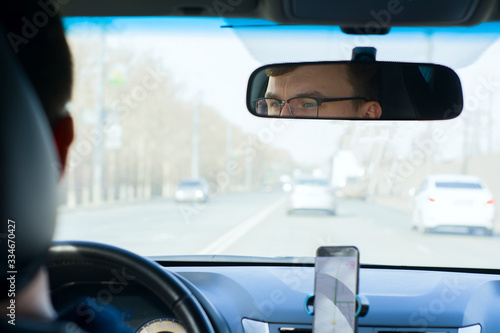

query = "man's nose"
[[280, 102, 292, 117]]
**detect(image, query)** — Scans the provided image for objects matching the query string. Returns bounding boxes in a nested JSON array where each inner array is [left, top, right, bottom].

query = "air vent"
[[373, 325, 480, 333], [374, 329, 453, 333], [268, 323, 312, 332]]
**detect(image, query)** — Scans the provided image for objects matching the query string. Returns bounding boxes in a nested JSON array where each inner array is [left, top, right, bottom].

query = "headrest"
[[0, 24, 58, 298]]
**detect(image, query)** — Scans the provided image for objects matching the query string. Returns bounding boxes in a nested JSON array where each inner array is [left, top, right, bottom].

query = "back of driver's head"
[[0, 0, 73, 123]]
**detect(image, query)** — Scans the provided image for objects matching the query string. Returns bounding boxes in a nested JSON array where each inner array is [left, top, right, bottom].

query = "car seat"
[[0, 24, 60, 330]]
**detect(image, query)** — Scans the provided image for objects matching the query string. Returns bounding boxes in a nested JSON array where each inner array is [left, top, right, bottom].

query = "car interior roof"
[[61, 0, 500, 27]]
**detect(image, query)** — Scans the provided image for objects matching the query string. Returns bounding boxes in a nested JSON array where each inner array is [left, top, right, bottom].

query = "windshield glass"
[[55, 18, 500, 269], [179, 181, 203, 187], [296, 179, 329, 186], [435, 182, 483, 189]]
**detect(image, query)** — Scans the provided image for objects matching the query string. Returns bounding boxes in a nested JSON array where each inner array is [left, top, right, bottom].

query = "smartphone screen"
[[312, 246, 359, 333]]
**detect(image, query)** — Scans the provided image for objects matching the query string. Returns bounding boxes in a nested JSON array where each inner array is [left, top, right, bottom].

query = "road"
[[54, 191, 500, 269]]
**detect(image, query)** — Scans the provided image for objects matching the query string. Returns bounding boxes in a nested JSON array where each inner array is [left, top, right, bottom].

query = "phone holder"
[[304, 294, 369, 317], [355, 294, 370, 317]]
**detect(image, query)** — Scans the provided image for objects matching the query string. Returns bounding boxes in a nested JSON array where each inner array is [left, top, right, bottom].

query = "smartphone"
[[312, 246, 359, 333]]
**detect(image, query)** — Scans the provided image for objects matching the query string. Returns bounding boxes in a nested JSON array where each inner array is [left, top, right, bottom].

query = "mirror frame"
[[246, 61, 464, 121]]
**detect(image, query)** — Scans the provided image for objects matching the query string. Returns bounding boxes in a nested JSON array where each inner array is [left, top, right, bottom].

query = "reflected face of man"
[[265, 64, 380, 119]]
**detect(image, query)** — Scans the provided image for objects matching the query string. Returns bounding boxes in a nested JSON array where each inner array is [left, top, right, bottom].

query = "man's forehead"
[[294, 64, 345, 75], [268, 65, 345, 92], [271, 64, 347, 85], [265, 89, 329, 99]]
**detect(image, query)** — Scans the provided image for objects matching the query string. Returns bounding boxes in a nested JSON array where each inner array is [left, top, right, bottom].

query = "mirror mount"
[[352, 47, 377, 62]]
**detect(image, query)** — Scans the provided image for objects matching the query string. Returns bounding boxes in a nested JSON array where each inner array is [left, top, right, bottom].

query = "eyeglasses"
[[253, 96, 368, 118]]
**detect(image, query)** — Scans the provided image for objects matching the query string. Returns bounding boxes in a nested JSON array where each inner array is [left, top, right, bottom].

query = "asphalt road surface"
[[54, 191, 500, 269]]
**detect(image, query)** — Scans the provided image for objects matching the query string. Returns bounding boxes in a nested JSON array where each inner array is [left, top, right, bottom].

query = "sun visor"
[[278, 0, 496, 27], [224, 19, 500, 69]]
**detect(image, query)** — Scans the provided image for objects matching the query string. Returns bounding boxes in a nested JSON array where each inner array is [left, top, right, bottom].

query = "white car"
[[411, 174, 495, 235], [175, 178, 210, 203], [288, 177, 337, 215]]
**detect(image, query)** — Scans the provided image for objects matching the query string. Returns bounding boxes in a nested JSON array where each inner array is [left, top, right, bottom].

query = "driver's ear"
[[52, 114, 74, 178], [360, 101, 382, 119]]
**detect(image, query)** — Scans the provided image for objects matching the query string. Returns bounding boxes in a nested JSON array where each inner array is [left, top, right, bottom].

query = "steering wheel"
[[46, 241, 216, 333]]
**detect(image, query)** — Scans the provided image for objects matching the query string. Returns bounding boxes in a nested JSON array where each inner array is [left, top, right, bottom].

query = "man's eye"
[[299, 101, 316, 108], [269, 101, 281, 108]]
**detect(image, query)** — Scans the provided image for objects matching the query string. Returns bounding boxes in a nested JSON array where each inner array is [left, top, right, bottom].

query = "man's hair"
[[265, 63, 381, 110], [345, 63, 381, 110], [0, 1, 73, 122], [265, 65, 297, 77]]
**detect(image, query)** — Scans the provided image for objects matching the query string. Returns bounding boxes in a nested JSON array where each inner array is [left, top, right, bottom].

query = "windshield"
[[179, 181, 203, 187], [435, 182, 483, 189], [54, 18, 500, 269], [296, 179, 329, 186]]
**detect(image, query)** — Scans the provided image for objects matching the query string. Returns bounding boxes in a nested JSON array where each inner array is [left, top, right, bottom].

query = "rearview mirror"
[[246, 61, 463, 120]]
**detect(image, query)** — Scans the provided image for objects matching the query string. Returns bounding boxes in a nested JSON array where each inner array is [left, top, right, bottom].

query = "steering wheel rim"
[[46, 241, 215, 333]]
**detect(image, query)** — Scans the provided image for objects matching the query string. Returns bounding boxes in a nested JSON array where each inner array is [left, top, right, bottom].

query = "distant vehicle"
[[175, 178, 210, 203], [341, 176, 368, 200], [330, 150, 366, 199], [288, 177, 337, 215], [411, 174, 495, 235]]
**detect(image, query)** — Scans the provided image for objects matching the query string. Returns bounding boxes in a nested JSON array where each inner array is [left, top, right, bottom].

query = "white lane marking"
[[197, 198, 285, 255]]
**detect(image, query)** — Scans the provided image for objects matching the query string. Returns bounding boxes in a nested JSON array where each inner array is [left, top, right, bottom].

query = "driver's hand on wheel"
[[58, 297, 133, 333]]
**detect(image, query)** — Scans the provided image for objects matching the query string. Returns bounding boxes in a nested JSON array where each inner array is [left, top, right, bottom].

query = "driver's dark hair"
[[265, 63, 381, 110], [0, 1, 73, 123], [265, 65, 297, 77], [346, 63, 382, 110]]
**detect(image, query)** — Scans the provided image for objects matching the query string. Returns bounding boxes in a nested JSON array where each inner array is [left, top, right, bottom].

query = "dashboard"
[[50, 261, 500, 333]]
